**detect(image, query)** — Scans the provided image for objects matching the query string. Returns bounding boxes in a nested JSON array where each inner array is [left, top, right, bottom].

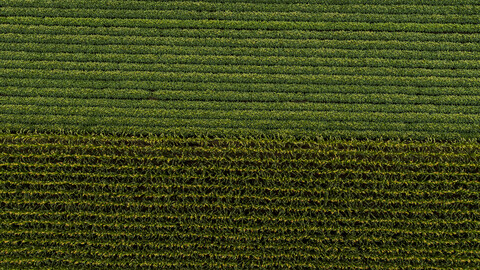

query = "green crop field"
[[1, 0, 479, 269], [1, 134, 480, 269]]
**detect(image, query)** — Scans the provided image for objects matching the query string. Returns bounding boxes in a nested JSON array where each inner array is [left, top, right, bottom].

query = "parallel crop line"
[[1, 153, 478, 171], [3, 189, 477, 209], [1, 122, 472, 140], [2, 114, 479, 135], [5, 60, 480, 79], [3, 104, 480, 126], [3, 34, 480, 53], [2, 152, 477, 168], [4, 52, 480, 71], [5, 69, 480, 89], [4, 83, 480, 100], [4, 42, 480, 62], [4, 226, 479, 245], [2, 238, 479, 259], [4, 180, 479, 200], [0, 257, 451, 270], [4, 212, 479, 232], [5, 25, 480, 44], [0, 238, 339, 255], [3, 16, 480, 33], [4, 7, 480, 23], [3, 0, 480, 12], [0, 133, 477, 150], [4, 198, 480, 218], [5, 170, 478, 190], [0, 163, 480, 178], [4, 93, 480, 116], [2, 244, 478, 264], [3, 159, 480, 177], [3, 209, 478, 233]]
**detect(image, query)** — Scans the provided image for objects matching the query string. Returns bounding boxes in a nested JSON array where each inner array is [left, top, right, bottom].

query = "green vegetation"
[[1, 134, 479, 269], [1, 0, 479, 268], [1, 0, 480, 139]]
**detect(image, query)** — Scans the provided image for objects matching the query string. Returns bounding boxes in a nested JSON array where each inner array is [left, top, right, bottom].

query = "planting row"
[[3, 104, 480, 125], [4, 33, 480, 52], [3, 68, 480, 88], [4, 7, 480, 24], [3, 0, 480, 14], [4, 59, 480, 79], [4, 25, 480, 44], [1, 113, 477, 136], [3, 43, 480, 61], [2, 85, 480, 116], [3, 16, 480, 33], [5, 51, 480, 72]]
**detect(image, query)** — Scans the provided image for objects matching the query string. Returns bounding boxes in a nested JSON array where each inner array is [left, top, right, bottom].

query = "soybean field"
[[1, 0, 480, 138], [1, 0, 480, 269]]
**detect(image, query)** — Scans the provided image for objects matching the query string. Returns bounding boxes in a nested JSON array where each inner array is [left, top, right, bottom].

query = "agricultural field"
[[1, 0, 480, 138], [1, 134, 480, 269], [0, 0, 480, 269]]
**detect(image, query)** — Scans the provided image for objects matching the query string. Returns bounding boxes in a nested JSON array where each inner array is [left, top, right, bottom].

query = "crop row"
[[1, 137, 477, 162], [4, 60, 480, 79], [4, 206, 480, 232], [4, 68, 480, 88], [1, 113, 478, 137], [2, 104, 479, 125], [5, 233, 478, 256], [3, 182, 479, 212], [1, 230, 478, 260], [0, 258, 470, 270], [0, 122, 471, 140], [149, 90, 480, 105], [4, 7, 480, 24], [2, 229, 478, 258], [4, 195, 479, 221], [3, 90, 480, 115], [2, 133, 474, 154], [8, 167, 477, 194], [5, 236, 422, 259], [3, 43, 480, 61], [4, 25, 480, 44], [3, 151, 479, 174], [3, 17, 480, 33], [5, 50, 480, 71], [4, 167, 479, 193], [2, 133, 476, 159], [2, 245, 476, 268], [3, 0, 480, 14], [4, 186, 477, 211], [3, 176, 479, 203], [3, 81, 480, 100], [5, 33, 480, 52]]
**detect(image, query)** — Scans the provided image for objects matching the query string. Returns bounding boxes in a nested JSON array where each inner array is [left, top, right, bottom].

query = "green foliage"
[[0, 134, 479, 268], [1, 2, 479, 267]]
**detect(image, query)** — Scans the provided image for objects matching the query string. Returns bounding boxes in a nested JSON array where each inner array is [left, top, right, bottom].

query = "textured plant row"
[[5, 33, 480, 52], [3, 0, 480, 14], [3, 7, 480, 24], [3, 16, 480, 33], [3, 42, 479, 61], [4, 59, 480, 79], [1, 114, 477, 139], [2, 103, 480, 125], [5, 50, 480, 71], [4, 25, 480, 44]]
